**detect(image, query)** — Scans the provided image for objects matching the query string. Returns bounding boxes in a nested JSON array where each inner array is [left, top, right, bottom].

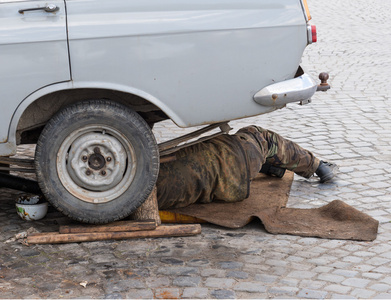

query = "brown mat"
[[258, 200, 378, 241], [168, 172, 292, 228], [167, 172, 379, 241]]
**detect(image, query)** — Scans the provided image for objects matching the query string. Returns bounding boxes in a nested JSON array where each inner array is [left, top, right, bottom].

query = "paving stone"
[[297, 288, 328, 299], [205, 278, 236, 289], [287, 271, 316, 279], [182, 287, 209, 299], [125, 289, 154, 299], [145, 277, 170, 288], [351, 264, 375, 272], [156, 267, 198, 276], [154, 288, 181, 299], [285, 255, 305, 263], [380, 276, 391, 285], [104, 293, 123, 299], [254, 274, 278, 283], [160, 258, 184, 265], [332, 270, 358, 278], [233, 282, 267, 293], [290, 262, 313, 271], [330, 294, 357, 299], [269, 286, 299, 296], [188, 259, 210, 267], [265, 259, 288, 267], [324, 284, 352, 294], [227, 270, 249, 279], [361, 272, 382, 281], [173, 276, 201, 287], [373, 266, 391, 274], [342, 278, 371, 288], [366, 257, 390, 266], [312, 266, 334, 273], [373, 293, 391, 299], [105, 279, 145, 292], [218, 261, 243, 269], [90, 254, 119, 264], [307, 256, 338, 266], [299, 279, 327, 290], [210, 289, 236, 299], [350, 288, 376, 299], [200, 269, 226, 277], [369, 284, 391, 292], [342, 256, 363, 263], [278, 278, 299, 287]]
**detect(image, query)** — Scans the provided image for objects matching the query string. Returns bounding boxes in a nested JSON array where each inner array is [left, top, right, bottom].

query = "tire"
[[35, 100, 159, 224]]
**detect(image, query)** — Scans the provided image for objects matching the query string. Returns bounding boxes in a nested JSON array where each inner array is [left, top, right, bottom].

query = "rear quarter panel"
[[66, 0, 307, 127]]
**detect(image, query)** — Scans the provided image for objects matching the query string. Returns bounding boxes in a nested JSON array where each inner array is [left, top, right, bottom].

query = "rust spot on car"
[[272, 94, 278, 101]]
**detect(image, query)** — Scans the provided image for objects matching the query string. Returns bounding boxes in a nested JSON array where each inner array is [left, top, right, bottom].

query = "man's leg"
[[236, 126, 336, 181]]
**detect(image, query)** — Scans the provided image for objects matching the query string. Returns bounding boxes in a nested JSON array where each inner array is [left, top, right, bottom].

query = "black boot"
[[315, 161, 338, 183], [260, 163, 286, 178]]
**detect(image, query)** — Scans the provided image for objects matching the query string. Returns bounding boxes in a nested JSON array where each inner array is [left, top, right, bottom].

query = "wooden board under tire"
[[27, 224, 201, 244]]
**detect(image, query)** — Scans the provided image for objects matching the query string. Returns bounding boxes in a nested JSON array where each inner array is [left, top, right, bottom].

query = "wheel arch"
[[11, 82, 181, 145]]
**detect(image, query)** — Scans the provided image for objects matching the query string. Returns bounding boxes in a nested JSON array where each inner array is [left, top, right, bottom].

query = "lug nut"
[[86, 170, 92, 176], [82, 155, 88, 162], [107, 157, 112, 162], [101, 170, 106, 176], [94, 147, 100, 154]]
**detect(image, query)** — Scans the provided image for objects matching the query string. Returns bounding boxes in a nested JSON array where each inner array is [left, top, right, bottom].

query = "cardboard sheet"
[[166, 172, 378, 241]]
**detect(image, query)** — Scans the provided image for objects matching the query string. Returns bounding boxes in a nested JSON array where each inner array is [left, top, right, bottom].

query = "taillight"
[[307, 24, 317, 44], [311, 25, 317, 43], [302, 0, 312, 21]]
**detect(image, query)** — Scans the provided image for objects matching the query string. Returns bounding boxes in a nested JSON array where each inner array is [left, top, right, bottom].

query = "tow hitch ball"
[[317, 72, 330, 92]]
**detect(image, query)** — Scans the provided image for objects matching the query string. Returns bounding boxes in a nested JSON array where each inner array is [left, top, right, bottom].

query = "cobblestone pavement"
[[1, 0, 391, 299]]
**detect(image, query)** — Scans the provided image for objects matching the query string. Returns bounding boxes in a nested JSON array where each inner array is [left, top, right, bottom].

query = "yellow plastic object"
[[302, 0, 312, 21], [159, 211, 207, 224]]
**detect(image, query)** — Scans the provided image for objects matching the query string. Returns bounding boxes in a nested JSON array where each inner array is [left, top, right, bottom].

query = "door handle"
[[18, 4, 59, 14]]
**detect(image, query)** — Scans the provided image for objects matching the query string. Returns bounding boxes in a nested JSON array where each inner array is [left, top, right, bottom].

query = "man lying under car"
[[156, 126, 337, 210]]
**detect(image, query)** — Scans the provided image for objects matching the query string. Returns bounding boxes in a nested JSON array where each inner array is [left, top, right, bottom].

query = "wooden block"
[[59, 220, 156, 234], [26, 224, 201, 244], [130, 186, 161, 225]]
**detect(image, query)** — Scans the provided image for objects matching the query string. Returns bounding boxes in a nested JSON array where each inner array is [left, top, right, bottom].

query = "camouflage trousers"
[[157, 126, 320, 209], [236, 126, 320, 180]]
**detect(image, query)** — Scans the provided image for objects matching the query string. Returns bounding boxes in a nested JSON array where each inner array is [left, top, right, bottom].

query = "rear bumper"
[[253, 73, 317, 107]]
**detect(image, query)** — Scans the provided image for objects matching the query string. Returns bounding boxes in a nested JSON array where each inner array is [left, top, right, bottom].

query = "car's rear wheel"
[[35, 100, 159, 224]]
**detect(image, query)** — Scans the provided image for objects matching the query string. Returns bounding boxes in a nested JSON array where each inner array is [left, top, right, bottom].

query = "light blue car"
[[0, 0, 324, 223]]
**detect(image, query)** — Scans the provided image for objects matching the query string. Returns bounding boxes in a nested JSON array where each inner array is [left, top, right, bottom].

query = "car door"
[[0, 0, 70, 144]]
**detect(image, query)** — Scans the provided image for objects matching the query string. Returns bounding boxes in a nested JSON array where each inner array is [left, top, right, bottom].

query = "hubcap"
[[57, 125, 137, 203], [88, 152, 106, 170]]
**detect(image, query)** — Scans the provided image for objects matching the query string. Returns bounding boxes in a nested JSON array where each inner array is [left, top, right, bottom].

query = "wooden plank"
[[0, 157, 35, 167], [29, 232, 60, 237], [26, 224, 201, 244], [59, 220, 156, 234], [0, 167, 35, 173]]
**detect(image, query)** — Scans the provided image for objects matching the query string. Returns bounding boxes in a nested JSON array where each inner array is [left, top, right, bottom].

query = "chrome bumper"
[[253, 73, 318, 107]]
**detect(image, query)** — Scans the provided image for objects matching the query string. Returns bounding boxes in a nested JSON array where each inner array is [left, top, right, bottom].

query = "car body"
[[0, 0, 319, 223]]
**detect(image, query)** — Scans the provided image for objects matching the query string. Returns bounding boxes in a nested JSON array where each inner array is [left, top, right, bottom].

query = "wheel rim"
[[57, 125, 137, 203]]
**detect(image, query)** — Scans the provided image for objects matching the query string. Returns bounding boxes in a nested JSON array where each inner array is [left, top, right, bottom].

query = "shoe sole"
[[319, 166, 338, 183]]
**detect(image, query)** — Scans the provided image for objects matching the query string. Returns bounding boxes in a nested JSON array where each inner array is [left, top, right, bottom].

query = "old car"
[[0, 0, 322, 223]]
